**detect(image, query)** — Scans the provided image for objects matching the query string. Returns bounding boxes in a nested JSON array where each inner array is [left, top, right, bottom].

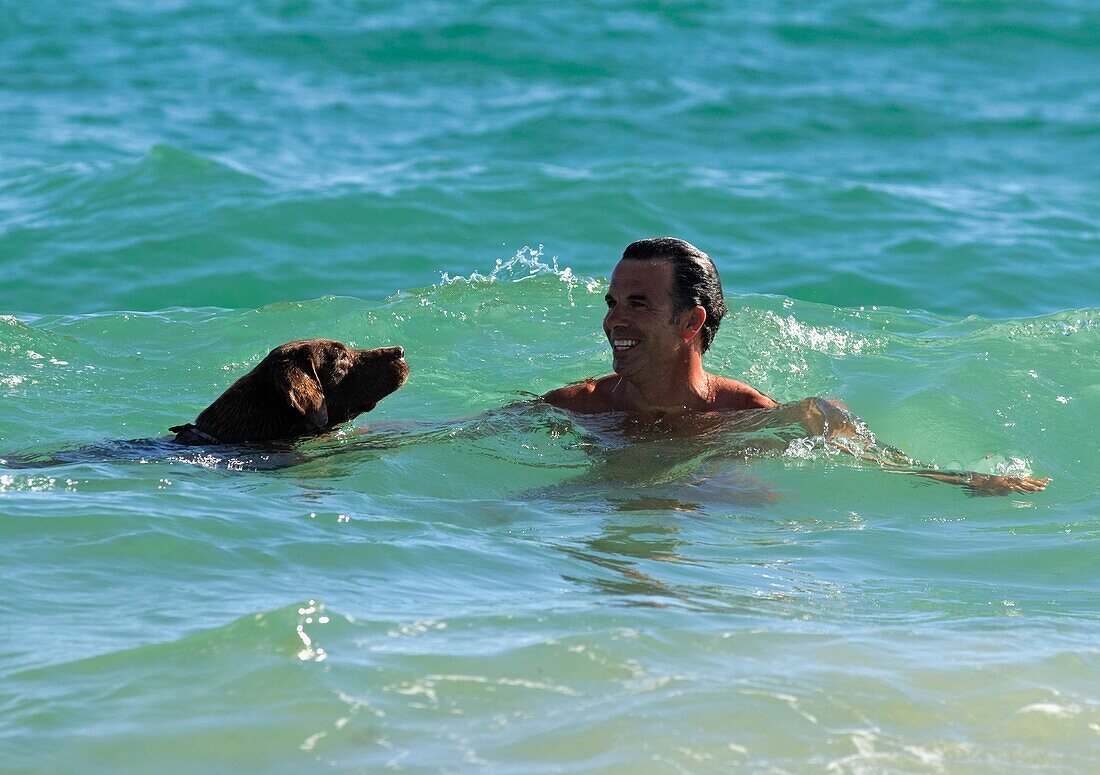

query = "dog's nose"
[[364, 345, 405, 361]]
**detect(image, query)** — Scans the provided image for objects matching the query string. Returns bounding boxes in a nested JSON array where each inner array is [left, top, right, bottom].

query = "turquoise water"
[[2, 1, 1098, 771]]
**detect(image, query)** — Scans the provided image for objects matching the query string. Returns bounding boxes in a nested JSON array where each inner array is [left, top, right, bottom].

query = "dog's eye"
[[330, 351, 352, 378]]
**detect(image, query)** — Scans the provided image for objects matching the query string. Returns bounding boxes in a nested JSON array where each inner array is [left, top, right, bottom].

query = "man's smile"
[[612, 338, 640, 351]]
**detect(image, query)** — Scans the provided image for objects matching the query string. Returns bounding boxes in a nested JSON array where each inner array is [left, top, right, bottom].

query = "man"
[[543, 237, 1049, 495], [543, 237, 775, 414]]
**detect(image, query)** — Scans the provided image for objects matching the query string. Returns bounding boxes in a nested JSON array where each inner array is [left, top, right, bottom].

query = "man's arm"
[[786, 397, 1050, 496]]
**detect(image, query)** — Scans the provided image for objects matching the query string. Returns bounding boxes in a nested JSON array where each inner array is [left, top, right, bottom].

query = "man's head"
[[603, 238, 727, 381], [618, 237, 726, 354]]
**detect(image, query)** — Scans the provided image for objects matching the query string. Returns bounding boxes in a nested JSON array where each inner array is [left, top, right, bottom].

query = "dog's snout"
[[356, 345, 405, 361]]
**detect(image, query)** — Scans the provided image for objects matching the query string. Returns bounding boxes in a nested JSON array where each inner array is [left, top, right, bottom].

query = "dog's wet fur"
[[170, 339, 408, 444], [1, 339, 408, 470]]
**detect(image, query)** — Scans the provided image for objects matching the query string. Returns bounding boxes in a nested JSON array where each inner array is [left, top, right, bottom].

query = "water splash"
[[440, 244, 602, 301]]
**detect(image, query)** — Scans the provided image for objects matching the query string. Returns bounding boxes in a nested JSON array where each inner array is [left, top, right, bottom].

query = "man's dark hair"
[[621, 237, 726, 353]]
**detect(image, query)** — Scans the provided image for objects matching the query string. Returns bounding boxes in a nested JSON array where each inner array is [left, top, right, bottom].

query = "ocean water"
[[1, 1, 1098, 772]]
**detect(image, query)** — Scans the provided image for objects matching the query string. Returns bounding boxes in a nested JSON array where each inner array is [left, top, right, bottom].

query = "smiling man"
[[543, 237, 775, 414], [541, 236, 1049, 495]]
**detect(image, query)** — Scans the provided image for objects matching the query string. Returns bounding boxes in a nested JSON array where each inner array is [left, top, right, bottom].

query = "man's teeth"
[[612, 339, 639, 351]]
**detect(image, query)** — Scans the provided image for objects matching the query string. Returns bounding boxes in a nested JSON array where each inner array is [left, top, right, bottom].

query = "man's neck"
[[616, 357, 712, 413]]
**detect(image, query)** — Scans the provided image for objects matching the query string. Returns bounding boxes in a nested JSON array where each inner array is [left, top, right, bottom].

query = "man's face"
[[602, 260, 689, 378]]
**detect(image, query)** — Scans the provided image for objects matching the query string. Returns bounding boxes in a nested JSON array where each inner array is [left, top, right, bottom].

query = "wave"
[[0, 252, 1092, 500], [2, 146, 1096, 317], [769, 0, 1099, 49], [12, 601, 343, 682]]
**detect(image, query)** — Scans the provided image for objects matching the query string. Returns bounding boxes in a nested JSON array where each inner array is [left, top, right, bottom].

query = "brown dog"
[[169, 339, 408, 445]]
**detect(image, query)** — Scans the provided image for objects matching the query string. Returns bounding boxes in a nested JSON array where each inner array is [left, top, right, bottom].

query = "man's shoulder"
[[542, 376, 618, 413], [710, 375, 778, 410], [543, 374, 776, 413]]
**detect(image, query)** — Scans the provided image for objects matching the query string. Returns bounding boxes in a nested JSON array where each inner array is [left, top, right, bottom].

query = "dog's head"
[[270, 339, 409, 429], [173, 338, 408, 444]]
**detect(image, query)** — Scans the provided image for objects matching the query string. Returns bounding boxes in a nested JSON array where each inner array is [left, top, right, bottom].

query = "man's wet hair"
[[621, 237, 727, 353]]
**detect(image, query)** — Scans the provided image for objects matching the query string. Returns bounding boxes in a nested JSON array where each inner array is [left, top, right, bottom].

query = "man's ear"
[[681, 306, 707, 345], [275, 356, 329, 429]]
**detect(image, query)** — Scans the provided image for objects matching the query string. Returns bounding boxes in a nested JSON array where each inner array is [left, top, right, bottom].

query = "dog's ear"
[[274, 353, 329, 429]]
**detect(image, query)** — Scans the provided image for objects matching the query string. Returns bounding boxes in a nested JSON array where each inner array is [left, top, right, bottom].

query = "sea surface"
[[1, 1, 1098, 772]]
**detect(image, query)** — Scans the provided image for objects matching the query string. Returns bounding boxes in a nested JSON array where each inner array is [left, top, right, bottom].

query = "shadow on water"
[[542, 503, 834, 616], [557, 521, 696, 610]]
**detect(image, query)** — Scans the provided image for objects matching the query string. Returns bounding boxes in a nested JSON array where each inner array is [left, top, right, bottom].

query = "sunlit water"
[[2, 1, 1099, 772]]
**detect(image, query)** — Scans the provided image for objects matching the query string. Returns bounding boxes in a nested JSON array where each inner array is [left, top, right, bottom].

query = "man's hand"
[[888, 469, 1051, 496], [956, 472, 1051, 496]]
